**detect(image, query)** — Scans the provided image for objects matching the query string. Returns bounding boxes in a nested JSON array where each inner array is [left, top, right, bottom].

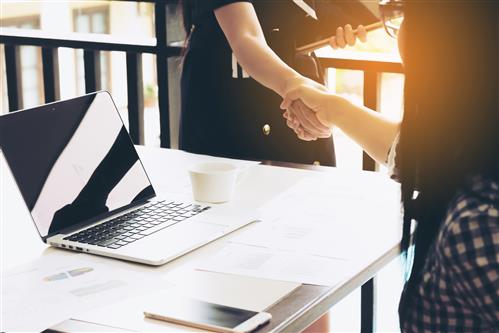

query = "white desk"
[[1, 146, 402, 332]]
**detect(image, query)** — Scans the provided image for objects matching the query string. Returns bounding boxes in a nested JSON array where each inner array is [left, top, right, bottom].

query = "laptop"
[[0, 91, 257, 266]]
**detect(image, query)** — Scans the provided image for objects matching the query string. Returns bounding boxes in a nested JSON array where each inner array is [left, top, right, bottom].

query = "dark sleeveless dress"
[[180, 0, 370, 165]]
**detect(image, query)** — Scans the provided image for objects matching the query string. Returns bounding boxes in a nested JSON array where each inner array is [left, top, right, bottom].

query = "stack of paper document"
[[198, 177, 401, 286]]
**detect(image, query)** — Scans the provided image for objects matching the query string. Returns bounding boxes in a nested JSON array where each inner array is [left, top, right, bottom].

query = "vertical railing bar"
[[360, 70, 380, 333], [126, 52, 144, 145], [323, 66, 337, 167], [4, 44, 23, 111], [42, 47, 60, 103], [83, 49, 101, 93], [155, 1, 171, 148], [362, 71, 378, 172], [360, 277, 377, 333]]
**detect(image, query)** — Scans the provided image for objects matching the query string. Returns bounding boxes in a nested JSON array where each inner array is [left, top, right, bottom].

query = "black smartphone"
[[144, 297, 271, 333]]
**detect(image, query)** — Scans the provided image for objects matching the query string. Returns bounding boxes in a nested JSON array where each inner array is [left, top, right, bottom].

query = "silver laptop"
[[0, 91, 256, 265]]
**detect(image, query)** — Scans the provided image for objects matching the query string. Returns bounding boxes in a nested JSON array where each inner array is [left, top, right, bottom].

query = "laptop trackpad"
[[123, 221, 226, 261], [190, 207, 259, 227]]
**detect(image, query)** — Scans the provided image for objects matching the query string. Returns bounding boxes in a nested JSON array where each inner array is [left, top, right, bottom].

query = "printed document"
[[234, 177, 401, 260], [1, 254, 165, 331], [197, 243, 356, 286], [198, 177, 400, 285]]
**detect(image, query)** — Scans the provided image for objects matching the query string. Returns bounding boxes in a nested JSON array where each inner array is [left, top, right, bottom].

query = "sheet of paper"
[[258, 176, 396, 221], [197, 243, 356, 286], [231, 218, 356, 259], [1, 254, 168, 332], [237, 177, 401, 260]]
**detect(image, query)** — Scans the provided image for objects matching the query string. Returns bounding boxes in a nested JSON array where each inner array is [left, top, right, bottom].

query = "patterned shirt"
[[399, 175, 499, 332]]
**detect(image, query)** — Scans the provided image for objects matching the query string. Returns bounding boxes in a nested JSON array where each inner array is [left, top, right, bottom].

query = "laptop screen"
[[0, 92, 155, 238]]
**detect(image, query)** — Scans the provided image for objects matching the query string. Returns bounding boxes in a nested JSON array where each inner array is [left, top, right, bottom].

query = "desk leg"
[[360, 277, 376, 333]]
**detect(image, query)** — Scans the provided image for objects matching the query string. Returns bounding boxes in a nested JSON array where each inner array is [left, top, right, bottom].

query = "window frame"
[[72, 5, 112, 93]]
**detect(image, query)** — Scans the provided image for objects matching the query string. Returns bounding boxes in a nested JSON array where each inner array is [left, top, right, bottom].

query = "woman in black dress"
[[180, 0, 366, 166]]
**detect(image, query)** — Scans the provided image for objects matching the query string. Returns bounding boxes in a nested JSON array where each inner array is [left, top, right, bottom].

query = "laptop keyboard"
[[62, 200, 209, 249]]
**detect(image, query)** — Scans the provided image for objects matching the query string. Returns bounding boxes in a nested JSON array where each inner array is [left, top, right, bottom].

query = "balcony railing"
[[1, 0, 181, 148]]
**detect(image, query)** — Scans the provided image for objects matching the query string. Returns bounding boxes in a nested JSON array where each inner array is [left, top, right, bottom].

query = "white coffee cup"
[[188, 162, 238, 203]]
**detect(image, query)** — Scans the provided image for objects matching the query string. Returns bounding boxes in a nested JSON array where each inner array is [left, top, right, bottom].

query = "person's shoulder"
[[192, 0, 253, 24], [448, 176, 498, 224], [436, 176, 499, 328], [440, 175, 498, 265], [199, 0, 253, 11]]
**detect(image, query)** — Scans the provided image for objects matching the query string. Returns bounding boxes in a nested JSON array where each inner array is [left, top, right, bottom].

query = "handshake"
[[280, 77, 340, 141]]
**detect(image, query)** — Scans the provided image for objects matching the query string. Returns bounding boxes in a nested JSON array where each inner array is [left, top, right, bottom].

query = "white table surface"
[[1, 146, 402, 332]]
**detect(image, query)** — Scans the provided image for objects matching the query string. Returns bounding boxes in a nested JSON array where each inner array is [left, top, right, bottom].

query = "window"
[[73, 6, 111, 94], [1, 16, 43, 110]]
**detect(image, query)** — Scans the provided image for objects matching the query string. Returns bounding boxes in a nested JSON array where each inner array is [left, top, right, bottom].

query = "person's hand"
[[281, 84, 347, 132], [281, 85, 331, 140], [329, 24, 367, 49], [284, 100, 331, 141], [281, 76, 332, 140]]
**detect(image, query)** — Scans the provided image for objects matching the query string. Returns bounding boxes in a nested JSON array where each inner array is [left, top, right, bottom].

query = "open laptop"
[[0, 91, 257, 265]]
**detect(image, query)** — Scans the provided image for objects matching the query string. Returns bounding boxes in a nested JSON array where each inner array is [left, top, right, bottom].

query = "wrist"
[[325, 94, 351, 123], [280, 74, 305, 97]]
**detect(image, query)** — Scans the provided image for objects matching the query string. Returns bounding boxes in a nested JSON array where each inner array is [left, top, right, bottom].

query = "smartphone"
[[144, 297, 272, 333]]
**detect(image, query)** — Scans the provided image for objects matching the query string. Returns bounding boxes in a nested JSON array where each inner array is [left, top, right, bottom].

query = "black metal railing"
[[1, 0, 181, 148]]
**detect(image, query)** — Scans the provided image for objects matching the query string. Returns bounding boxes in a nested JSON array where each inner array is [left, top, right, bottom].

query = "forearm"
[[330, 96, 400, 165], [214, 2, 301, 97], [229, 34, 300, 96]]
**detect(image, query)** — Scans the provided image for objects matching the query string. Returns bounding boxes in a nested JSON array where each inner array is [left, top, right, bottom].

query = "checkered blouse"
[[398, 175, 499, 332]]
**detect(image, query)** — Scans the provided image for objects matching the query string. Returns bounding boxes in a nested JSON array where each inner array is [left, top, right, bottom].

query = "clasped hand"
[[281, 82, 330, 141], [280, 82, 332, 141]]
